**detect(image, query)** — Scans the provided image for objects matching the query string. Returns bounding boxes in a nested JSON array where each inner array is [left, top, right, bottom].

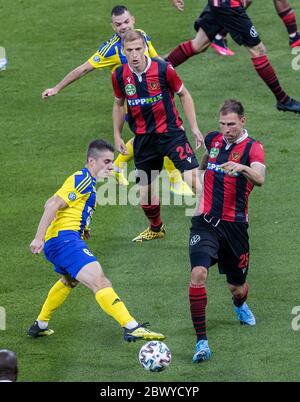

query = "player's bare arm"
[[42, 61, 94, 99], [171, 0, 184, 12], [200, 151, 209, 170], [30, 195, 67, 254], [177, 86, 204, 149], [113, 97, 128, 155], [220, 161, 266, 186]]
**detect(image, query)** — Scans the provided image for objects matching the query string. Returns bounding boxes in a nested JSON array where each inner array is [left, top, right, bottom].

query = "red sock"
[[141, 202, 162, 231], [189, 283, 207, 341], [279, 9, 298, 35], [166, 40, 197, 67], [252, 55, 288, 103], [233, 283, 249, 307]]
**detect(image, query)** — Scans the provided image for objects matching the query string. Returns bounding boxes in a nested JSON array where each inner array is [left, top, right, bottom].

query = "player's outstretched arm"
[[42, 61, 94, 99], [177, 86, 204, 149], [170, 0, 185, 12], [30, 195, 67, 254]]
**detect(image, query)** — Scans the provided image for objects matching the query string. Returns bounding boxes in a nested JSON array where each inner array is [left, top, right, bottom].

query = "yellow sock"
[[114, 138, 134, 170], [95, 287, 134, 327], [163, 156, 183, 184], [37, 279, 72, 322]]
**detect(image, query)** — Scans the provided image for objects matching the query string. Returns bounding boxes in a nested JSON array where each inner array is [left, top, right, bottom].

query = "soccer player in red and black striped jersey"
[[112, 29, 203, 242], [167, 0, 300, 114], [212, 1, 300, 55], [188, 99, 265, 363], [245, 1, 300, 48]]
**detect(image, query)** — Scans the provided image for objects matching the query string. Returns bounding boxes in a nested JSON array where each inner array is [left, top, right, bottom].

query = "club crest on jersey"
[[209, 147, 219, 158], [232, 152, 240, 161], [68, 192, 77, 201], [125, 83, 136, 96], [150, 82, 159, 90]]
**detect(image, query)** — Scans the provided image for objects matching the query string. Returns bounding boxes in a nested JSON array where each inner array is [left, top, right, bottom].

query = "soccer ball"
[[138, 341, 172, 372]]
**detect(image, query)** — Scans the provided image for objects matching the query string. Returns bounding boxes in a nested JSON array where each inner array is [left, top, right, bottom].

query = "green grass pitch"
[[1, 0, 300, 381]]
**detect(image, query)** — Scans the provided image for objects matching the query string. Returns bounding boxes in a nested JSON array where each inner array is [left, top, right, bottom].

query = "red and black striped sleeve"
[[112, 69, 124, 99]]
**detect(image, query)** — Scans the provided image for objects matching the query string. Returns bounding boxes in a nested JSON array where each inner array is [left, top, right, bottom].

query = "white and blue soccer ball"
[[139, 341, 172, 372]]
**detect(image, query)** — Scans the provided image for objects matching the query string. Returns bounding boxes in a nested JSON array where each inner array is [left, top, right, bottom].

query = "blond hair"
[[122, 29, 145, 47]]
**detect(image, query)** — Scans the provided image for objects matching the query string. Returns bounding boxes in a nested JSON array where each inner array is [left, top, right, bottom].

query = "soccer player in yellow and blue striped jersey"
[[41, 5, 193, 196], [42, 6, 157, 96], [44, 167, 97, 242], [28, 139, 165, 342], [88, 30, 157, 72]]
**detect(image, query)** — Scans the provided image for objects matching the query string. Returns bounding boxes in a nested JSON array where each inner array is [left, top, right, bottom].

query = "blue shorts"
[[44, 231, 97, 279]]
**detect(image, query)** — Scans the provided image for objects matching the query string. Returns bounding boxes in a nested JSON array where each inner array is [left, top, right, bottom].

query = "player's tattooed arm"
[[220, 161, 265, 186]]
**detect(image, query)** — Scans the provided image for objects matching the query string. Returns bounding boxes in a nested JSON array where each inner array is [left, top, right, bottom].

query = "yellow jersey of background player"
[[42, 6, 157, 98], [88, 28, 157, 72]]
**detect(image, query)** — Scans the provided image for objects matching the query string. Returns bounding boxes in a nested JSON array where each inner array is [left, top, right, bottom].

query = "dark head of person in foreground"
[[0, 349, 18, 382]]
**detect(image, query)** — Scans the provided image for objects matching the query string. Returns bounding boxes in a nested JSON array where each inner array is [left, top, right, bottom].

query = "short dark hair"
[[0, 349, 18, 382], [122, 29, 145, 47], [111, 5, 128, 16], [87, 139, 114, 161], [219, 99, 245, 117]]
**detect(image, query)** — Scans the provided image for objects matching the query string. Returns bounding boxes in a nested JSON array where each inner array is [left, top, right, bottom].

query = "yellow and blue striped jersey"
[[45, 168, 97, 242], [88, 29, 158, 72]]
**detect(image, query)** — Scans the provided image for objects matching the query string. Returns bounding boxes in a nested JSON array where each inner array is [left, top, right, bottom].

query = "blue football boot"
[[234, 302, 256, 326], [192, 339, 211, 363]]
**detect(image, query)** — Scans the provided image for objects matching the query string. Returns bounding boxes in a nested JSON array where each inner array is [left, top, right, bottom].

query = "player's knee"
[[191, 38, 205, 54], [61, 277, 78, 289], [258, 42, 267, 55], [191, 266, 208, 285], [275, 0, 286, 6], [249, 42, 266, 58], [92, 276, 112, 294], [139, 184, 152, 204], [228, 283, 244, 298], [69, 280, 79, 289]]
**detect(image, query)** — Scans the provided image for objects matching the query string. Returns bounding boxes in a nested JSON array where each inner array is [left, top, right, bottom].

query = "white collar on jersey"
[[223, 129, 248, 150], [128, 55, 151, 82]]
